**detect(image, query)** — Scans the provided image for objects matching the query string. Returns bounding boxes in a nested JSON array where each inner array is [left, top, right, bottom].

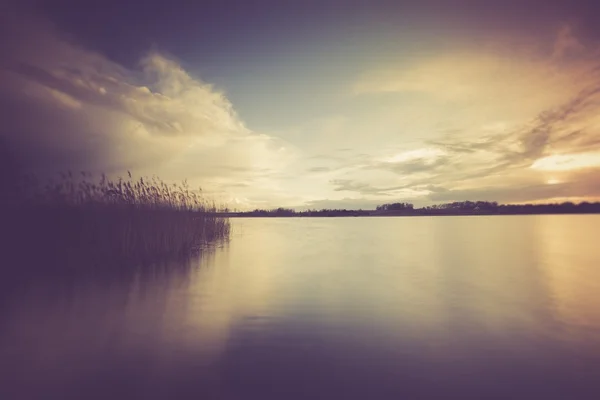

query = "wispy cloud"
[[326, 23, 600, 205]]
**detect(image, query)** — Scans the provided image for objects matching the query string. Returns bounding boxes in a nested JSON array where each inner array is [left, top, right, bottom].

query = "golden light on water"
[[537, 216, 600, 336]]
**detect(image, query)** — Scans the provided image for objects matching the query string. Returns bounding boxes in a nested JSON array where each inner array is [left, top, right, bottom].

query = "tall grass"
[[2, 172, 230, 269]]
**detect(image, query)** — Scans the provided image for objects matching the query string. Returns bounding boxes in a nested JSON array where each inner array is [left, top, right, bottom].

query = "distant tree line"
[[376, 202, 414, 211], [227, 200, 600, 217], [416, 201, 600, 215], [241, 208, 370, 217]]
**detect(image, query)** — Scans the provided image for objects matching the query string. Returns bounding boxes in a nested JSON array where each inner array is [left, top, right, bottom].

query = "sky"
[[1, 0, 600, 209]]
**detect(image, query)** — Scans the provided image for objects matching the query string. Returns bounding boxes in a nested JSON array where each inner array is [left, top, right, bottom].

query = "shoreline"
[[215, 211, 600, 218]]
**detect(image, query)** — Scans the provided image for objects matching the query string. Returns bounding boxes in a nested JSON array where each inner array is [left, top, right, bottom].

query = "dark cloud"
[[517, 83, 600, 161], [425, 81, 600, 175], [0, 10, 289, 187], [422, 70, 600, 187]]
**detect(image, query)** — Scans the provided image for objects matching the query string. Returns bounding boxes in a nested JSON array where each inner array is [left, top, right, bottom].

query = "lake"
[[1, 216, 600, 399]]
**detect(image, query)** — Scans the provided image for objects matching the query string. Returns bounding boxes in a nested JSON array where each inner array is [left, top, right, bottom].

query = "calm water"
[[2, 216, 600, 399]]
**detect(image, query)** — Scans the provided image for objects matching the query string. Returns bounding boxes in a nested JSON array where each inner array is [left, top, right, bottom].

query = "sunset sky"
[[1, 0, 600, 209]]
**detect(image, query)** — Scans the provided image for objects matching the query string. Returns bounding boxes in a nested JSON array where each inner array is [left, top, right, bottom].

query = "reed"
[[2, 172, 230, 268]]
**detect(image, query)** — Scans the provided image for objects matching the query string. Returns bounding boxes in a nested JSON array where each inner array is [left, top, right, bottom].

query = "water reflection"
[[538, 216, 600, 339], [1, 216, 600, 399]]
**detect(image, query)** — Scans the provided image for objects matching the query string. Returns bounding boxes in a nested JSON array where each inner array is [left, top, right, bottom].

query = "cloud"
[[553, 23, 585, 59], [307, 166, 331, 173], [353, 52, 564, 105], [531, 152, 600, 171], [322, 76, 600, 203], [334, 22, 600, 206], [427, 167, 600, 204], [353, 23, 599, 125], [0, 10, 295, 196], [367, 147, 451, 176], [516, 83, 600, 160], [331, 179, 394, 196], [3, 9, 599, 209]]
